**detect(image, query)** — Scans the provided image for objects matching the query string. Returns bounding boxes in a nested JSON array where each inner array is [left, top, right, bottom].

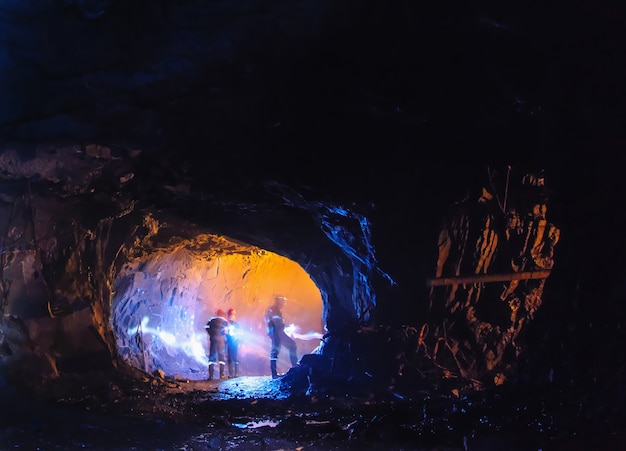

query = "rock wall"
[[0, 145, 378, 388], [425, 168, 560, 386]]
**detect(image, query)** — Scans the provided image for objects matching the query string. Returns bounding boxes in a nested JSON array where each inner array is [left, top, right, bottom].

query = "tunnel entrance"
[[111, 233, 323, 380]]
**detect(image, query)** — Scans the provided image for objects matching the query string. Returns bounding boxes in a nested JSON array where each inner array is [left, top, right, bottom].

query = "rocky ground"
[[1, 363, 624, 451]]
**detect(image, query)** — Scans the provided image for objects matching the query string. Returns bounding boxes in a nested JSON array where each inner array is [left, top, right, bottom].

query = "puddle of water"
[[232, 420, 279, 429]]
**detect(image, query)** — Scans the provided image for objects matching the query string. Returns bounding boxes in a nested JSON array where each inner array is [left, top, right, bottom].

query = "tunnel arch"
[[0, 164, 380, 386], [111, 232, 324, 380]]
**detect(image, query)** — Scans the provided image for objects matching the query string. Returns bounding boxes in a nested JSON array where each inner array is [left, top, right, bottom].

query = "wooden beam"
[[427, 270, 552, 287]]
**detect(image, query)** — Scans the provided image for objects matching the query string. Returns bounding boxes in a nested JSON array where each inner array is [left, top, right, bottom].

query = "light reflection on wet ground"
[[181, 375, 291, 401], [232, 419, 279, 429]]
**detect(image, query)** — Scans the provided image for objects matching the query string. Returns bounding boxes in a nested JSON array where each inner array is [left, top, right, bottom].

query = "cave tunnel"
[[0, 145, 375, 388], [1, 0, 625, 449], [112, 232, 324, 380]]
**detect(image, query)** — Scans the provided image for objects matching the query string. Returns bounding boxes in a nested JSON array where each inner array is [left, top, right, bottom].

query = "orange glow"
[[112, 233, 323, 379], [193, 250, 324, 376]]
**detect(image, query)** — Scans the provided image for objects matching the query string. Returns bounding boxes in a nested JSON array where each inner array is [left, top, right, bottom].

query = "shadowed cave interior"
[[0, 1, 625, 449], [0, 150, 562, 398]]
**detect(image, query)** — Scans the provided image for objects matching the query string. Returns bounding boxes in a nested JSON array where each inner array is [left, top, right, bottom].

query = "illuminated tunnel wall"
[[111, 233, 323, 380]]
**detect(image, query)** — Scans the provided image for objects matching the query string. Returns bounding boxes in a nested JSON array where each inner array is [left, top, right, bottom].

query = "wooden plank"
[[426, 270, 552, 287]]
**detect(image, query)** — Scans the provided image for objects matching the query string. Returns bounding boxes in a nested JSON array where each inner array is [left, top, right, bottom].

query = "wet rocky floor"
[[1, 370, 623, 450]]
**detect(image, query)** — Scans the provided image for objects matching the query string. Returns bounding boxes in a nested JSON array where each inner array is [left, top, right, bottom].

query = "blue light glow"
[[320, 204, 395, 318], [127, 316, 209, 366]]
